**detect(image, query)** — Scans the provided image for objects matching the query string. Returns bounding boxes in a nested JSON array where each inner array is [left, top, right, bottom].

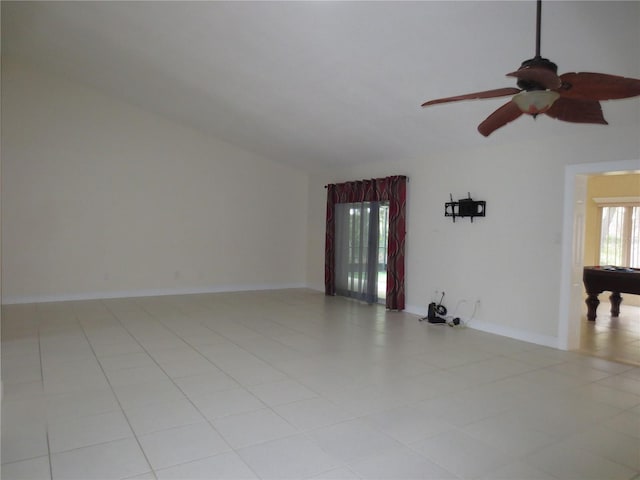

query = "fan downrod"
[[516, 0, 558, 91]]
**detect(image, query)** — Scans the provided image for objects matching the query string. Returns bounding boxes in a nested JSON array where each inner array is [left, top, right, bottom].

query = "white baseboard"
[[404, 304, 425, 317], [405, 303, 559, 349], [2, 287, 560, 349], [461, 319, 559, 349], [306, 283, 325, 293], [1, 283, 308, 305]]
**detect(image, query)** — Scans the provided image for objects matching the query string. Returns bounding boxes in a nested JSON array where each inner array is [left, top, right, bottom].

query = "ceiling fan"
[[421, 0, 640, 137]]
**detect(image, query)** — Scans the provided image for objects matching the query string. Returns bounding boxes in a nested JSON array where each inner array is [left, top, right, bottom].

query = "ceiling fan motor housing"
[[516, 57, 558, 90]]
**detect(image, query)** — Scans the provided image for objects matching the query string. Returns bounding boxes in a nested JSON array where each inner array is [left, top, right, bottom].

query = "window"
[[598, 203, 640, 268]]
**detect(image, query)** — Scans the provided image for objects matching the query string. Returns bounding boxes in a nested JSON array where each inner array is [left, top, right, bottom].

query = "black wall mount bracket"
[[445, 193, 486, 222]]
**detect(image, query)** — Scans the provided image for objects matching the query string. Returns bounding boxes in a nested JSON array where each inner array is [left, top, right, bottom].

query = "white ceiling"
[[3, 1, 639, 171]]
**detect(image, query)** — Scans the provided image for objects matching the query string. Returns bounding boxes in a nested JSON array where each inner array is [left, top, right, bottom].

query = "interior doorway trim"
[[558, 158, 640, 351]]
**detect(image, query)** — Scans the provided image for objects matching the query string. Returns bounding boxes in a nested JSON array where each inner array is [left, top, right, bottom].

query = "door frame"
[[558, 158, 640, 350]]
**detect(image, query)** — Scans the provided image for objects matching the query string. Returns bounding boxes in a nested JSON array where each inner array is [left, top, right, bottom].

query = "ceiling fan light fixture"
[[513, 90, 560, 115]]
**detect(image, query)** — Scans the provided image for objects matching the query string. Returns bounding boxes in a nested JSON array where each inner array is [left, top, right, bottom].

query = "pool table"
[[583, 266, 640, 321]]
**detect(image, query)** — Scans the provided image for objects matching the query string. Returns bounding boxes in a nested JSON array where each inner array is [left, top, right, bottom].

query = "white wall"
[[307, 127, 640, 347], [3, 60, 639, 350], [2, 62, 309, 303]]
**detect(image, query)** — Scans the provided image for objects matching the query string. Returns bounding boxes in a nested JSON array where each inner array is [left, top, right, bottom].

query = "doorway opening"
[[559, 159, 640, 363]]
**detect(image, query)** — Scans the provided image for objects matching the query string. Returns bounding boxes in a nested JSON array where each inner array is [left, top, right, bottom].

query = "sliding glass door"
[[334, 201, 389, 304]]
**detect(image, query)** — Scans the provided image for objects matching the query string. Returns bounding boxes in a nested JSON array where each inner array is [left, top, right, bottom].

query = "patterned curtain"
[[325, 176, 407, 310]]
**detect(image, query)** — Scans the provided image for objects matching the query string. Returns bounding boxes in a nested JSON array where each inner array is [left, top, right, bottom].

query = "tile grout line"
[[126, 297, 319, 478], [96, 299, 261, 478], [109, 297, 377, 476], [73, 315, 157, 477], [36, 308, 55, 480]]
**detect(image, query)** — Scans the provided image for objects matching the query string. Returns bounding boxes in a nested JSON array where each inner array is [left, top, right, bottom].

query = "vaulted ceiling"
[[3, 1, 639, 170]]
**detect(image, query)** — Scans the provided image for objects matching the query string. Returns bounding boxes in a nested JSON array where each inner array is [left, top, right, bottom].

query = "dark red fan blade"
[[544, 97, 607, 124], [477, 101, 523, 137], [507, 66, 562, 90], [558, 73, 640, 100], [421, 87, 521, 107]]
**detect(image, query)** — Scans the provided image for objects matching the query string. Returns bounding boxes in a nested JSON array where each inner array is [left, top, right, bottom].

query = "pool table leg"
[[609, 292, 622, 317], [585, 293, 599, 321]]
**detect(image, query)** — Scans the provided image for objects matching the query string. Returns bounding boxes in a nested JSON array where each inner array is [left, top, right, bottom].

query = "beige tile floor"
[[579, 302, 640, 367], [2, 289, 639, 479]]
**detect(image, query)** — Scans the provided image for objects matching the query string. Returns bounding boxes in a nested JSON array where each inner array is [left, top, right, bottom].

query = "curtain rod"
[[324, 176, 409, 188]]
